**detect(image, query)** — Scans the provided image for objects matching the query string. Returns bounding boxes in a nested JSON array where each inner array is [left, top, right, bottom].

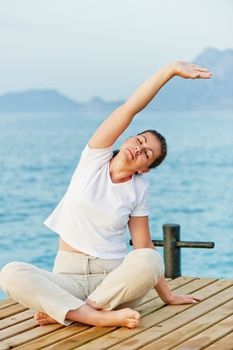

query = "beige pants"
[[0, 248, 164, 325]]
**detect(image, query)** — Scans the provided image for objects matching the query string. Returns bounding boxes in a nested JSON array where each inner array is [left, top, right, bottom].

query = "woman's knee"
[[0, 262, 32, 291], [125, 248, 165, 283]]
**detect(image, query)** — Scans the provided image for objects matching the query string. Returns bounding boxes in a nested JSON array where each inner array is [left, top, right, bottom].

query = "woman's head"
[[138, 129, 167, 169], [113, 129, 167, 174]]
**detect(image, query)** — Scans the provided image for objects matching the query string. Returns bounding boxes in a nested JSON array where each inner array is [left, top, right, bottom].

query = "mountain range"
[[0, 48, 232, 112]]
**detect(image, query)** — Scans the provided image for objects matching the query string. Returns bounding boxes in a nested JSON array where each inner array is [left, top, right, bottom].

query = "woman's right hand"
[[173, 61, 212, 79], [166, 293, 202, 305]]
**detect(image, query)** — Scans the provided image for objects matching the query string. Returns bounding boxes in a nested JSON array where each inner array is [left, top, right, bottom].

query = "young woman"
[[0, 61, 212, 329]]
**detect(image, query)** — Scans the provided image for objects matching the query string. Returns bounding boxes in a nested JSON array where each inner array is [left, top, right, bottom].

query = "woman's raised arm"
[[88, 62, 212, 149]]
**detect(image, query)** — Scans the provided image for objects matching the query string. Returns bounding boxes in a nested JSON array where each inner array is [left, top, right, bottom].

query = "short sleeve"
[[80, 143, 113, 166], [70, 143, 113, 183], [130, 180, 150, 217]]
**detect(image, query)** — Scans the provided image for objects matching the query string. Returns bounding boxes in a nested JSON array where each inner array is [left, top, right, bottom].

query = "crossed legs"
[[1, 248, 164, 328]]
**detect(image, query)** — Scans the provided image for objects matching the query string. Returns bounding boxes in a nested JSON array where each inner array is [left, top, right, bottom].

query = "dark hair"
[[112, 129, 167, 169]]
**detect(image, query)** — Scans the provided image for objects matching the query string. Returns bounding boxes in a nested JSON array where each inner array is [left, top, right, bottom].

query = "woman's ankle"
[[66, 304, 103, 326], [85, 298, 103, 310]]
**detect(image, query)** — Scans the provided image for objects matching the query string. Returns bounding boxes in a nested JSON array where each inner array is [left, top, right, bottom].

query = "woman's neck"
[[109, 158, 133, 183]]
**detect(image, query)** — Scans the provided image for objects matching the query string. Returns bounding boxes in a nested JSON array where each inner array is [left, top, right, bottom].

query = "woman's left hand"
[[173, 61, 212, 79], [167, 293, 201, 305]]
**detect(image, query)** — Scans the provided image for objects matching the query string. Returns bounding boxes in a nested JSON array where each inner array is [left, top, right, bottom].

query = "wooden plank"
[[43, 327, 116, 350], [0, 298, 17, 310], [77, 280, 233, 350], [0, 319, 37, 341], [11, 277, 193, 350], [171, 314, 233, 349], [139, 299, 233, 349], [106, 284, 233, 350], [1, 323, 66, 349], [0, 310, 34, 331], [14, 324, 92, 350], [204, 331, 233, 350], [0, 304, 27, 320]]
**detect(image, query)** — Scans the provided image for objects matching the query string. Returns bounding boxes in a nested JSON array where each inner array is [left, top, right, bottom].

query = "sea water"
[[0, 110, 232, 299]]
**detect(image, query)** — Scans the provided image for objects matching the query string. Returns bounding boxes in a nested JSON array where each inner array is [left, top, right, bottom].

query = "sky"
[[0, 0, 232, 102]]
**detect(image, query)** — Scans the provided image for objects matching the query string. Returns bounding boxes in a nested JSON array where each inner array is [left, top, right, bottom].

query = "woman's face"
[[120, 132, 161, 173]]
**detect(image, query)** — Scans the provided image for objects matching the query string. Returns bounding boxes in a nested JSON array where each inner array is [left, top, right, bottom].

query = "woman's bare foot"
[[34, 312, 58, 326], [99, 308, 141, 328], [67, 304, 141, 329], [84, 299, 140, 328]]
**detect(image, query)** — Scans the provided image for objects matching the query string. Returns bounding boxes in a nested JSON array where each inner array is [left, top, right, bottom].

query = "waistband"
[[53, 250, 124, 277]]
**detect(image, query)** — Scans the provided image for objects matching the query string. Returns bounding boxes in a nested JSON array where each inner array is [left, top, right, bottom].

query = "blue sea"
[[0, 110, 233, 300]]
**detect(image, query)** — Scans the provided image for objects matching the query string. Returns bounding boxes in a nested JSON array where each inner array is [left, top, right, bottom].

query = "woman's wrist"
[[152, 62, 177, 83], [162, 62, 178, 78], [163, 293, 175, 304], [161, 292, 174, 304]]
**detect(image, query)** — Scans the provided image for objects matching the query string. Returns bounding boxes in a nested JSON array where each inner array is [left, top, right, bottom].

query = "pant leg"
[[88, 248, 164, 311], [0, 261, 86, 325]]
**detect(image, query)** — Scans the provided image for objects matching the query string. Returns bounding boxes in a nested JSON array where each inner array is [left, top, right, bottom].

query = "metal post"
[[129, 223, 215, 279], [163, 224, 181, 278]]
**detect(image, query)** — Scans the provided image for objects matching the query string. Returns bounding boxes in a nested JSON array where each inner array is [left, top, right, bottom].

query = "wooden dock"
[[0, 276, 233, 349]]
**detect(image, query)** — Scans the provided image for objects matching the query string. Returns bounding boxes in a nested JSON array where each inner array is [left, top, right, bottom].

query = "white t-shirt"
[[44, 144, 150, 259]]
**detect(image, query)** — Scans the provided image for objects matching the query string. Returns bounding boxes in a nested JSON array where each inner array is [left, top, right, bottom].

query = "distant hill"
[[0, 89, 83, 112], [0, 90, 122, 113], [0, 48, 232, 112], [84, 96, 123, 113]]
